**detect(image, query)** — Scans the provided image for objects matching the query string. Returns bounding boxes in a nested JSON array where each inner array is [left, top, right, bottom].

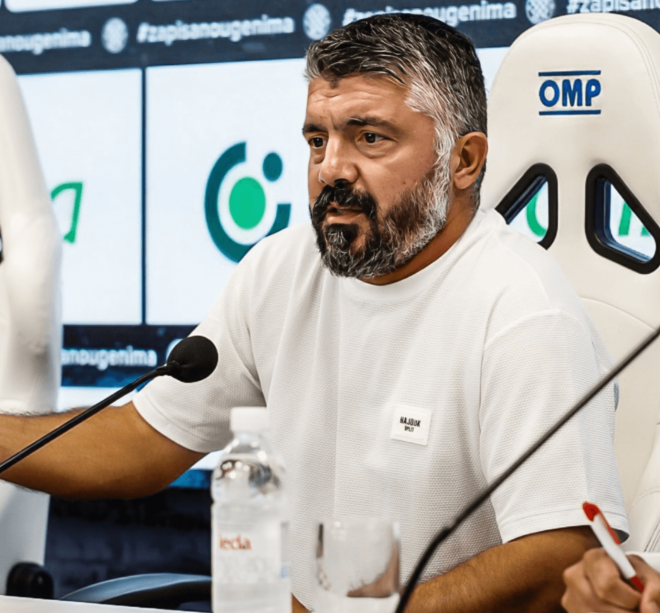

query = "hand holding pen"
[[561, 502, 660, 612]]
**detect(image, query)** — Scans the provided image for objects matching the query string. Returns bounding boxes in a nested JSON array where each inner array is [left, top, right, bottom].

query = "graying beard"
[[321, 160, 450, 279]]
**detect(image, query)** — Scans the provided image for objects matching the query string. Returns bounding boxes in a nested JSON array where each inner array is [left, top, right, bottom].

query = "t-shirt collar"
[[338, 209, 488, 303]]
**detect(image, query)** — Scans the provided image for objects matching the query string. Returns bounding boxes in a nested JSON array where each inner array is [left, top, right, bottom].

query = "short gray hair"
[[305, 14, 487, 204]]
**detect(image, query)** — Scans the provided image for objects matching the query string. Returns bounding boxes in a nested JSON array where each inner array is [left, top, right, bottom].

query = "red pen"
[[583, 501, 644, 592]]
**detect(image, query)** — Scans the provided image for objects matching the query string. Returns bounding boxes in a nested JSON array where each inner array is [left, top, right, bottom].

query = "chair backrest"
[[480, 13, 660, 550], [0, 53, 61, 592]]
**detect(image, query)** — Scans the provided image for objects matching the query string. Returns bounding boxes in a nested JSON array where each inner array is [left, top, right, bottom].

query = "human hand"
[[562, 547, 660, 612]]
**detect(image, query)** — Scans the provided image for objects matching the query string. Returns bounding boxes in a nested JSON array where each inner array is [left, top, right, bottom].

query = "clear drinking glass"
[[315, 517, 400, 613]]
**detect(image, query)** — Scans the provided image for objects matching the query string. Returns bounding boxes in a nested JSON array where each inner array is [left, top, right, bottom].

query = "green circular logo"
[[205, 142, 291, 263], [229, 177, 266, 230], [263, 152, 283, 182]]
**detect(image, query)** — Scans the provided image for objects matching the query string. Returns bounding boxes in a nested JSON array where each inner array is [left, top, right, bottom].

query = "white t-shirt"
[[134, 209, 627, 607]]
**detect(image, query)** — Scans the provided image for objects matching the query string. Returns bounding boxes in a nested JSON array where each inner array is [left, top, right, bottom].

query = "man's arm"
[[291, 527, 596, 613], [405, 526, 595, 613], [0, 401, 204, 499]]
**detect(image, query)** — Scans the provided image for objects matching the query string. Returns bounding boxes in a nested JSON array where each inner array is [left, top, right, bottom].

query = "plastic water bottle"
[[211, 407, 291, 613]]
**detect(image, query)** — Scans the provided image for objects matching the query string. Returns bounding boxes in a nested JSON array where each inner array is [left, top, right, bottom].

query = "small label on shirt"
[[390, 405, 432, 446]]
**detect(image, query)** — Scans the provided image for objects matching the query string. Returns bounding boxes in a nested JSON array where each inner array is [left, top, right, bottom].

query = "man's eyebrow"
[[346, 116, 400, 133], [302, 122, 324, 135], [302, 117, 401, 136]]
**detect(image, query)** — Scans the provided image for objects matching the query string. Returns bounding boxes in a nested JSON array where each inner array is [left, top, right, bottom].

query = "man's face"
[[303, 74, 448, 279]]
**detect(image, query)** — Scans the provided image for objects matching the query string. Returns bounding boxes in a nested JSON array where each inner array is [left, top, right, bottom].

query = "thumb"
[[629, 556, 660, 613]]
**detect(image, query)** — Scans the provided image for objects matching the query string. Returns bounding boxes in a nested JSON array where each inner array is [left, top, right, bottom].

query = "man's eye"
[[364, 132, 382, 144], [309, 137, 325, 148]]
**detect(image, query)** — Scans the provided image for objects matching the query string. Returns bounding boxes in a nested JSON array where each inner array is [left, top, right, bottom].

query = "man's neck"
[[360, 198, 476, 286]]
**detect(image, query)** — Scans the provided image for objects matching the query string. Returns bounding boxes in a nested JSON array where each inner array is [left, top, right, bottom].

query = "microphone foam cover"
[[167, 336, 218, 383]]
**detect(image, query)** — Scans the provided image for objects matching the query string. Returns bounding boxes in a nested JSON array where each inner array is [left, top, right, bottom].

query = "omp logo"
[[538, 70, 602, 115], [205, 142, 291, 263]]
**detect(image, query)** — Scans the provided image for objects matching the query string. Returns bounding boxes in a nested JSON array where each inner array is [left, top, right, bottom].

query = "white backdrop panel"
[[146, 58, 309, 324], [19, 69, 143, 325]]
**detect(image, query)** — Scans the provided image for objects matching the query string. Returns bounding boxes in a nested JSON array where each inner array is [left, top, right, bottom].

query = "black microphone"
[[0, 335, 219, 476], [395, 325, 660, 613], [166, 335, 218, 383]]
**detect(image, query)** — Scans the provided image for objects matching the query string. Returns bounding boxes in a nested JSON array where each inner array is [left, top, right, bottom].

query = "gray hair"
[[305, 14, 487, 205]]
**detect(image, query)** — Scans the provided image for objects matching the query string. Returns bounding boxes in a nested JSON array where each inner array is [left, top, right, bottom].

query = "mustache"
[[311, 184, 377, 226]]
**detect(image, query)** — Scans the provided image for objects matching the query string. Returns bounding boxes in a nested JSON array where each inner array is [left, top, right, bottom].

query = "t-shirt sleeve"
[[479, 309, 628, 543], [133, 258, 265, 453]]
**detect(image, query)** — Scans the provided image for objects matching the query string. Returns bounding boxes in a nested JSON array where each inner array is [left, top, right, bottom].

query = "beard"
[[310, 161, 451, 279]]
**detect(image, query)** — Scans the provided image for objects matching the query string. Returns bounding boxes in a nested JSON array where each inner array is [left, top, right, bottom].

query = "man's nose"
[[318, 139, 358, 187]]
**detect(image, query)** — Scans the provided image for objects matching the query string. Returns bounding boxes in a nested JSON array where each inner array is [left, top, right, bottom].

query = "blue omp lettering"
[[539, 80, 560, 107], [562, 78, 583, 107], [538, 71, 601, 116], [585, 78, 601, 106]]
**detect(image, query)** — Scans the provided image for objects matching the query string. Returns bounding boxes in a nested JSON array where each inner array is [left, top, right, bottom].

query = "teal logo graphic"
[[51, 181, 83, 244], [205, 142, 290, 262]]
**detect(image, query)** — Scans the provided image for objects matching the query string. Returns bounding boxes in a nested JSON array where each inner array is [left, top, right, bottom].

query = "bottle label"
[[213, 518, 290, 585]]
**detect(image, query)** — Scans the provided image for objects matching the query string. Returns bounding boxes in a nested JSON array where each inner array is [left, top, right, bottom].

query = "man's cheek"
[[308, 184, 322, 207]]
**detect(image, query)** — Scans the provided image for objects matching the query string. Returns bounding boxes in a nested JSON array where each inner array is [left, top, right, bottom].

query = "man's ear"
[[450, 132, 488, 191]]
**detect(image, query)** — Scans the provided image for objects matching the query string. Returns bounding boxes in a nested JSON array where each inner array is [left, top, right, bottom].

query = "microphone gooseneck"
[[0, 335, 218, 477], [395, 325, 660, 613]]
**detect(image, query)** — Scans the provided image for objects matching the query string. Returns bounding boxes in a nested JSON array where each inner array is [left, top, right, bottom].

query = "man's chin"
[[322, 222, 363, 250]]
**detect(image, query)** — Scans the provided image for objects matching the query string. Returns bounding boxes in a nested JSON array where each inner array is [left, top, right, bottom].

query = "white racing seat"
[[0, 55, 62, 593], [481, 13, 660, 551]]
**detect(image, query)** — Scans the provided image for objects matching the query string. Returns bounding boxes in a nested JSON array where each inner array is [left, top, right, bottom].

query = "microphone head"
[[167, 336, 218, 383]]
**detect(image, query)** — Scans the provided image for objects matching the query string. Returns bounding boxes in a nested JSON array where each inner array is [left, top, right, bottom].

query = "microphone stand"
[[395, 324, 660, 613], [0, 364, 172, 477]]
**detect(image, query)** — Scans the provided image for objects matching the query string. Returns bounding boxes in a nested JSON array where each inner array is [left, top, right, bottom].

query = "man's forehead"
[[304, 74, 414, 125]]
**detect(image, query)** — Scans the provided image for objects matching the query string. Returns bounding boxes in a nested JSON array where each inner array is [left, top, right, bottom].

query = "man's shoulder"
[[457, 210, 595, 339], [469, 210, 579, 308], [459, 211, 613, 368]]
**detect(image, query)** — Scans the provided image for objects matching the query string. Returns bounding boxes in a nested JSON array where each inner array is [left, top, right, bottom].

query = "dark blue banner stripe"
[[539, 110, 602, 115]]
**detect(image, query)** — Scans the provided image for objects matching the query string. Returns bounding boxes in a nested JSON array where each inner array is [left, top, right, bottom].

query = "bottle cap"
[[230, 407, 269, 433]]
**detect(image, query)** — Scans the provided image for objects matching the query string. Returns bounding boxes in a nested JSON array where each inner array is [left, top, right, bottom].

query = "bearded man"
[[0, 14, 626, 613]]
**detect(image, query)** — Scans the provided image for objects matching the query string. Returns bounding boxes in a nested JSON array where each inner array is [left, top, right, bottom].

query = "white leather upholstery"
[[0, 54, 62, 591], [481, 13, 660, 551]]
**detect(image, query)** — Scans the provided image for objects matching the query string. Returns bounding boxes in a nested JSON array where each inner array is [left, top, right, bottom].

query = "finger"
[[562, 561, 638, 613], [641, 597, 660, 613], [629, 555, 659, 580], [583, 549, 641, 610], [629, 557, 660, 613]]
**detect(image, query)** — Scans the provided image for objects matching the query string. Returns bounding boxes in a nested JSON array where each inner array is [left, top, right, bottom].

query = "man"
[[562, 549, 660, 612], [0, 14, 626, 612]]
